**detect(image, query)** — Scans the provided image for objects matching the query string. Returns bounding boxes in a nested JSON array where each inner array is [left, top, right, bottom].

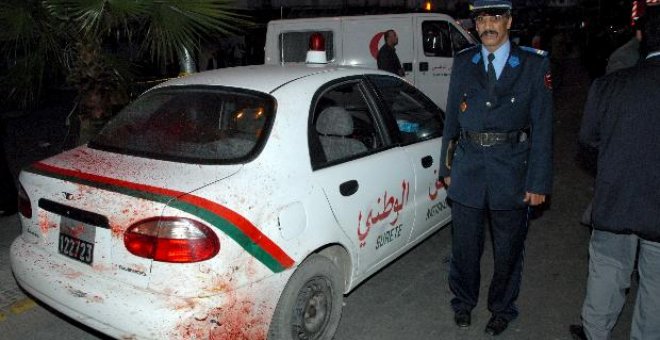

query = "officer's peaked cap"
[[471, 0, 512, 16]]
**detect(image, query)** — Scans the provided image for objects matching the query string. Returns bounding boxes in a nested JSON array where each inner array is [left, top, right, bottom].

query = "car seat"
[[316, 106, 367, 162]]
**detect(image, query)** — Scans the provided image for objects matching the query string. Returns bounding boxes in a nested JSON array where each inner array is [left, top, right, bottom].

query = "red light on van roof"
[[306, 32, 328, 64]]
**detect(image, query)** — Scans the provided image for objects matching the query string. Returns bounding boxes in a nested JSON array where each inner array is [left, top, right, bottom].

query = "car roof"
[[154, 64, 395, 94]]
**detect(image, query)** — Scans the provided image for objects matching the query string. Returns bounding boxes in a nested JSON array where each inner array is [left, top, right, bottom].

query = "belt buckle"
[[481, 132, 494, 147]]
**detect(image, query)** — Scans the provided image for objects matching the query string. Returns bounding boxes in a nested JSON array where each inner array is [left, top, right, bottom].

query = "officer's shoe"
[[485, 315, 509, 336], [569, 324, 587, 340], [454, 310, 471, 328]]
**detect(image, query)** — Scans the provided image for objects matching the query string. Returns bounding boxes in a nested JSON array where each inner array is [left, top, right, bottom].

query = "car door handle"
[[419, 62, 429, 72], [339, 180, 359, 197], [403, 62, 412, 72], [421, 155, 433, 168]]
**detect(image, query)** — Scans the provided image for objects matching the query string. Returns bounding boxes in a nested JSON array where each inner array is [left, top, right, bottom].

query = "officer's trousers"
[[448, 202, 529, 321], [581, 229, 660, 340]]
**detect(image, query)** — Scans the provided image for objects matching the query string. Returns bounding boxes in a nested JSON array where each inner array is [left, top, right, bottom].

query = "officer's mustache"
[[480, 30, 498, 38]]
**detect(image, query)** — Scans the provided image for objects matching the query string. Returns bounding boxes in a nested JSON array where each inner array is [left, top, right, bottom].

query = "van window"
[[278, 31, 334, 63], [422, 21, 452, 57]]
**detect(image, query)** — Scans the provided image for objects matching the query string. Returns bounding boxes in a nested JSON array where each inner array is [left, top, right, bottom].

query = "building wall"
[[241, 0, 465, 10], [239, 0, 589, 9], [548, 0, 579, 7]]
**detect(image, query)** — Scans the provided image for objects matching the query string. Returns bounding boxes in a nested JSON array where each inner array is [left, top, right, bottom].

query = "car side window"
[[422, 21, 452, 57], [309, 80, 383, 168], [367, 75, 444, 145]]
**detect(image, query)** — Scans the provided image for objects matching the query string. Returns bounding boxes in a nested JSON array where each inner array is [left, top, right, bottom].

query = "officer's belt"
[[460, 129, 529, 147]]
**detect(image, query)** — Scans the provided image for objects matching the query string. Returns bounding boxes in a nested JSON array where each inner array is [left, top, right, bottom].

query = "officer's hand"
[[443, 176, 451, 187], [524, 192, 546, 206]]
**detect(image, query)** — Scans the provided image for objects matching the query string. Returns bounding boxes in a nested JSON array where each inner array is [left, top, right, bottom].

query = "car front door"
[[367, 75, 451, 244], [309, 78, 414, 275]]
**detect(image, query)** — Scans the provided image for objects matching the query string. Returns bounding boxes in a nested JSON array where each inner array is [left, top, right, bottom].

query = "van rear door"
[[413, 17, 475, 110]]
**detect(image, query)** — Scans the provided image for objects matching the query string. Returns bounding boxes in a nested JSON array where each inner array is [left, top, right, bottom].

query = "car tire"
[[268, 254, 344, 340]]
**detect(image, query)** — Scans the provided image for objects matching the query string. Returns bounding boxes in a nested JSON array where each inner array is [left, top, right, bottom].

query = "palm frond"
[[143, 0, 252, 63], [1, 0, 251, 111]]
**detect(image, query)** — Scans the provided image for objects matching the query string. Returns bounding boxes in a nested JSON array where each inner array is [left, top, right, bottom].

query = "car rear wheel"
[[268, 254, 344, 340]]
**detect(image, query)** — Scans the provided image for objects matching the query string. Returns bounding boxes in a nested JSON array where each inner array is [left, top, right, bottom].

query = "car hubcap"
[[294, 276, 332, 339]]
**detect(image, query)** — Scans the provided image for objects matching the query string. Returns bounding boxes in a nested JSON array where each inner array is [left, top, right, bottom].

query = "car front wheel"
[[268, 254, 344, 340]]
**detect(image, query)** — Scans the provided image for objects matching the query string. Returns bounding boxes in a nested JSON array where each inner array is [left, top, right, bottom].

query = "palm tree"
[[0, 0, 249, 143], [0, 0, 68, 110]]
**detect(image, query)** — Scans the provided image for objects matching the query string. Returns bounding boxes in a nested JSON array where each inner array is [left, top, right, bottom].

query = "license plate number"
[[58, 217, 96, 265], [58, 234, 94, 264]]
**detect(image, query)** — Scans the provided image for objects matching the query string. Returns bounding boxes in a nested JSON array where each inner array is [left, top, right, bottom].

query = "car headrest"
[[316, 106, 353, 136]]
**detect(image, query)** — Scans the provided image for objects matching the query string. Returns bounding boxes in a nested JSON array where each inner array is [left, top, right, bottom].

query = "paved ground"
[[0, 57, 637, 339]]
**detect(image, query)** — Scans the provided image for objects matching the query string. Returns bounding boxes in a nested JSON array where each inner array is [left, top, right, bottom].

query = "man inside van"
[[377, 29, 405, 76]]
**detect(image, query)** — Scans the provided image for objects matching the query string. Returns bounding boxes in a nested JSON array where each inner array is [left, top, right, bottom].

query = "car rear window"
[[90, 86, 276, 164]]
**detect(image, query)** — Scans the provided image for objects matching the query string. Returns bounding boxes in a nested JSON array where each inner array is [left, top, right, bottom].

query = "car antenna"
[[280, 5, 284, 65]]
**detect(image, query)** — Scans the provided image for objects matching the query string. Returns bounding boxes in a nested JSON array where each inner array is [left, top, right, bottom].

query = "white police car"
[[11, 60, 450, 339]]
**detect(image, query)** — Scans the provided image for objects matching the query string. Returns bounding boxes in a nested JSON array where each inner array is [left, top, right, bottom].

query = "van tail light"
[[124, 217, 219, 263], [18, 183, 32, 218]]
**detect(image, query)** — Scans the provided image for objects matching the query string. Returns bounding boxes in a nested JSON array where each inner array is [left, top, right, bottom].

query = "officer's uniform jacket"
[[439, 43, 554, 210], [579, 54, 660, 241]]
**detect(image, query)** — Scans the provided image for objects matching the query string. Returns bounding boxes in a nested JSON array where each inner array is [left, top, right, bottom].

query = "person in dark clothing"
[[606, 0, 647, 74], [0, 118, 18, 216], [439, 0, 554, 336], [569, 4, 660, 340], [579, 0, 646, 226], [377, 30, 404, 76], [606, 32, 642, 73]]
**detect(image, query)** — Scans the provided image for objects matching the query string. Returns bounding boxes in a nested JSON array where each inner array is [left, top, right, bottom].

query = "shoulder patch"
[[471, 52, 482, 64], [520, 46, 548, 57], [508, 55, 520, 68], [544, 71, 552, 90]]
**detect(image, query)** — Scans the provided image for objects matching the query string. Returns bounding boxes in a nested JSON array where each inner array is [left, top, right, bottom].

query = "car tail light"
[[124, 217, 219, 263], [18, 183, 32, 218]]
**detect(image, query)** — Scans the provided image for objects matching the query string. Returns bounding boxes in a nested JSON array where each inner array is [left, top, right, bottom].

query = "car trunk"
[[18, 146, 241, 290]]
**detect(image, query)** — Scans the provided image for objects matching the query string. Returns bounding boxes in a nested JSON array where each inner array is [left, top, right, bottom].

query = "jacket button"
[[486, 101, 492, 107]]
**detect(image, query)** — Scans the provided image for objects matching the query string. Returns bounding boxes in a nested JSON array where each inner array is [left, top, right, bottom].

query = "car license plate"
[[58, 217, 96, 265]]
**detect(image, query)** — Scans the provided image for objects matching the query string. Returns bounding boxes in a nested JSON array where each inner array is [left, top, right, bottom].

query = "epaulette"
[[520, 46, 548, 57]]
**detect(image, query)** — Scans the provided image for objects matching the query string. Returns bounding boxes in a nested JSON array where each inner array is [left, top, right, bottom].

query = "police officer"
[[439, 0, 553, 336]]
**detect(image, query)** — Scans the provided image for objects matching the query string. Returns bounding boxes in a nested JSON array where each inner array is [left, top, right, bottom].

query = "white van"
[[265, 13, 477, 110]]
